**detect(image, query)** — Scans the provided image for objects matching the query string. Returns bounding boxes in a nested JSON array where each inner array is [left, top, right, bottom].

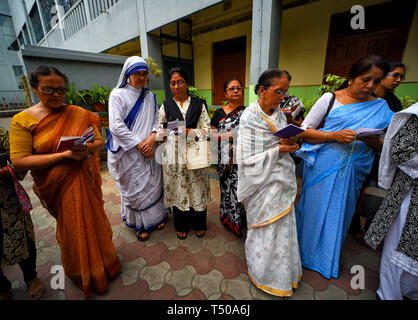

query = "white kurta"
[[237, 101, 302, 296], [157, 97, 211, 211], [108, 85, 168, 231]]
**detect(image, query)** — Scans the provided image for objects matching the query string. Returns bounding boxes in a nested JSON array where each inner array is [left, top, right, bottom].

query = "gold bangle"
[[50, 154, 55, 165], [324, 132, 329, 142]]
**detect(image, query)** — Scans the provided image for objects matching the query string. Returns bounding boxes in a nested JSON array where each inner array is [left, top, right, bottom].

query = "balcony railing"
[[88, 0, 120, 20], [62, 0, 120, 40], [63, 0, 88, 39]]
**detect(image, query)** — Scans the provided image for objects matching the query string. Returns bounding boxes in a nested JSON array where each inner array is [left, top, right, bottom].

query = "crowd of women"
[[0, 54, 416, 300]]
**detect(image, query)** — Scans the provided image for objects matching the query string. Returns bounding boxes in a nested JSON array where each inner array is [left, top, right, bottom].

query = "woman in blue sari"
[[295, 55, 394, 279]]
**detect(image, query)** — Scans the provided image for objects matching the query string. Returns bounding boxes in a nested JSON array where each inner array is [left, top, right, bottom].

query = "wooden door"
[[324, 27, 410, 78], [212, 36, 246, 106], [324, 0, 415, 79]]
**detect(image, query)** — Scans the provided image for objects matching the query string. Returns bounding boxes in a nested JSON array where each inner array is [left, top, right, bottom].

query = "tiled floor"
[[1, 116, 382, 300], [2, 166, 382, 300]]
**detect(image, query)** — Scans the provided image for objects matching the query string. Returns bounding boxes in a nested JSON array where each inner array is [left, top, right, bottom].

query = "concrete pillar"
[[137, 0, 164, 92], [249, 0, 282, 85]]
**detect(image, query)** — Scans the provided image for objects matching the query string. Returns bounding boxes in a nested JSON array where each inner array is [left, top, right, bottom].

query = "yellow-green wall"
[[279, 0, 418, 86]]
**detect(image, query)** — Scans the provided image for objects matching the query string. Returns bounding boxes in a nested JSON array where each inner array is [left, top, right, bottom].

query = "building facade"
[[0, 0, 27, 107], [6, 0, 418, 106]]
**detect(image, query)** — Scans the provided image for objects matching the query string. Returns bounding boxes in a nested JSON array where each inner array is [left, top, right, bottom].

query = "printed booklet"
[[56, 126, 95, 152]]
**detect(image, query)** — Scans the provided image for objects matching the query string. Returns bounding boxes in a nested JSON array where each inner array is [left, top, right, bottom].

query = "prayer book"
[[355, 126, 388, 138], [274, 124, 305, 138], [56, 126, 95, 152], [0, 153, 7, 168]]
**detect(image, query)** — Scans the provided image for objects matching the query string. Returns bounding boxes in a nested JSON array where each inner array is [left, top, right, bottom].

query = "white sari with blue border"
[[107, 56, 168, 232]]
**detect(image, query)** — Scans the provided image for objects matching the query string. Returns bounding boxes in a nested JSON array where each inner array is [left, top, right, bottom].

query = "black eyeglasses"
[[39, 87, 68, 95], [267, 87, 289, 97], [226, 86, 243, 92], [388, 72, 405, 81]]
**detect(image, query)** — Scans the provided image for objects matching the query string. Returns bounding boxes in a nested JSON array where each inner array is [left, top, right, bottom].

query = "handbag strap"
[[6, 164, 18, 182], [317, 92, 336, 129]]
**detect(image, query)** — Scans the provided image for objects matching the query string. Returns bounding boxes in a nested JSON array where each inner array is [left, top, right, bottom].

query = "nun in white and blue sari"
[[107, 56, 169, 241]]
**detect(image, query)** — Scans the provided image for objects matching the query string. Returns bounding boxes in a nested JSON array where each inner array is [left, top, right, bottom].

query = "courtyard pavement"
[[1, 116, 382, 300]]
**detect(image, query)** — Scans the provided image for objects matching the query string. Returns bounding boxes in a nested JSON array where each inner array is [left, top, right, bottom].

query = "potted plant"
[[65, 83, 86, 106], [82, 83, 111, 112]]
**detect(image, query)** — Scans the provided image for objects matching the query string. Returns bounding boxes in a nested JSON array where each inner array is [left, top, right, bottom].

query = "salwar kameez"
[[158, 96, 211, 232]]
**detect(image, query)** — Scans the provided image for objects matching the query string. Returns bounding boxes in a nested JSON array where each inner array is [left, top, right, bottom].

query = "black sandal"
[[195, 230, 206, 238], [176, 232, 187, 240], [156, 221, 166, 231], [136, 231, 150, 241]]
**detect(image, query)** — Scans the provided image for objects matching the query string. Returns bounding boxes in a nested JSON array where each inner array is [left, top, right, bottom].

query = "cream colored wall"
[[278, 0, 418, 86], [193, 20, 252, 90], [402, 3, 418, 82]]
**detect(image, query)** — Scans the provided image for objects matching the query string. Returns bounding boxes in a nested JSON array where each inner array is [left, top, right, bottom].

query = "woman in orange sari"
[[9, 66, 121, 299]]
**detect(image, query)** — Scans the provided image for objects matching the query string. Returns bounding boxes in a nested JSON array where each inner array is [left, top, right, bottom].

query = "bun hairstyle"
[[254, 69, 287, 95], [282, 70, 292, 82], [337, 54, 389, 90], [223, 77, 243, 93], [168, 67, 189, 84], [29, 66, 68, 88]]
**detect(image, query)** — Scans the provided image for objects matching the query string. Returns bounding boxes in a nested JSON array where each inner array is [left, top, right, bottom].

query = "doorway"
[[212, 36, 246, 106]]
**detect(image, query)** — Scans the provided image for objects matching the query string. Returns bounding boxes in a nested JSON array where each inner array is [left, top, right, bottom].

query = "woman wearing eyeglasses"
[[237, 69, 302, 296], [9, 66, 121, 299], [374, 62, 406, 112], [210, 78, 246, 237], [158, 67, 211, 240], [294, 55, 394, 280]]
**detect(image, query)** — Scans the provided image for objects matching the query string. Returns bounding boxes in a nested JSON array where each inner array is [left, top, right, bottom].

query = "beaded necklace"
[[338, 137, 357, 178]]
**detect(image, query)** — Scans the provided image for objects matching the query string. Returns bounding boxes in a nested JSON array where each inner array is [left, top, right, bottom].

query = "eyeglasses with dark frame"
[[39, 86, 68, 95], [266, 87, 289, 97], [226, 86, 243, 92], [387, 72, 405, 81], [170, 80, 185, 87]]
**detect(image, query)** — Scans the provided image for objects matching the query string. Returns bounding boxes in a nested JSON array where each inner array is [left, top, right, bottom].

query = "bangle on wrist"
[[50, 154, 55, 165], [324, 132, 329, 142]]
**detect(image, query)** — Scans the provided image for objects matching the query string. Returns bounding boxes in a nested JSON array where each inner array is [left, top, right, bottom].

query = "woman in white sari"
[[237, 69, 302, 296], [107, 56, 168, 241]]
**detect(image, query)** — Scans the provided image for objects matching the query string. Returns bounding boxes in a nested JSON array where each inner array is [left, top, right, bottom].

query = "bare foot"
[[27, 277, 45, 300]]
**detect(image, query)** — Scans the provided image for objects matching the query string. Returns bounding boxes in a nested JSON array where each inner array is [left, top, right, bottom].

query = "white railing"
[[63, 0, 88, 39], [87, 0, 119, 20]]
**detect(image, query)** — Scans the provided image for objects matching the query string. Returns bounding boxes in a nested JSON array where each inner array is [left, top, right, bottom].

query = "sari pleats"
[[31, 105, 121, 298]]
